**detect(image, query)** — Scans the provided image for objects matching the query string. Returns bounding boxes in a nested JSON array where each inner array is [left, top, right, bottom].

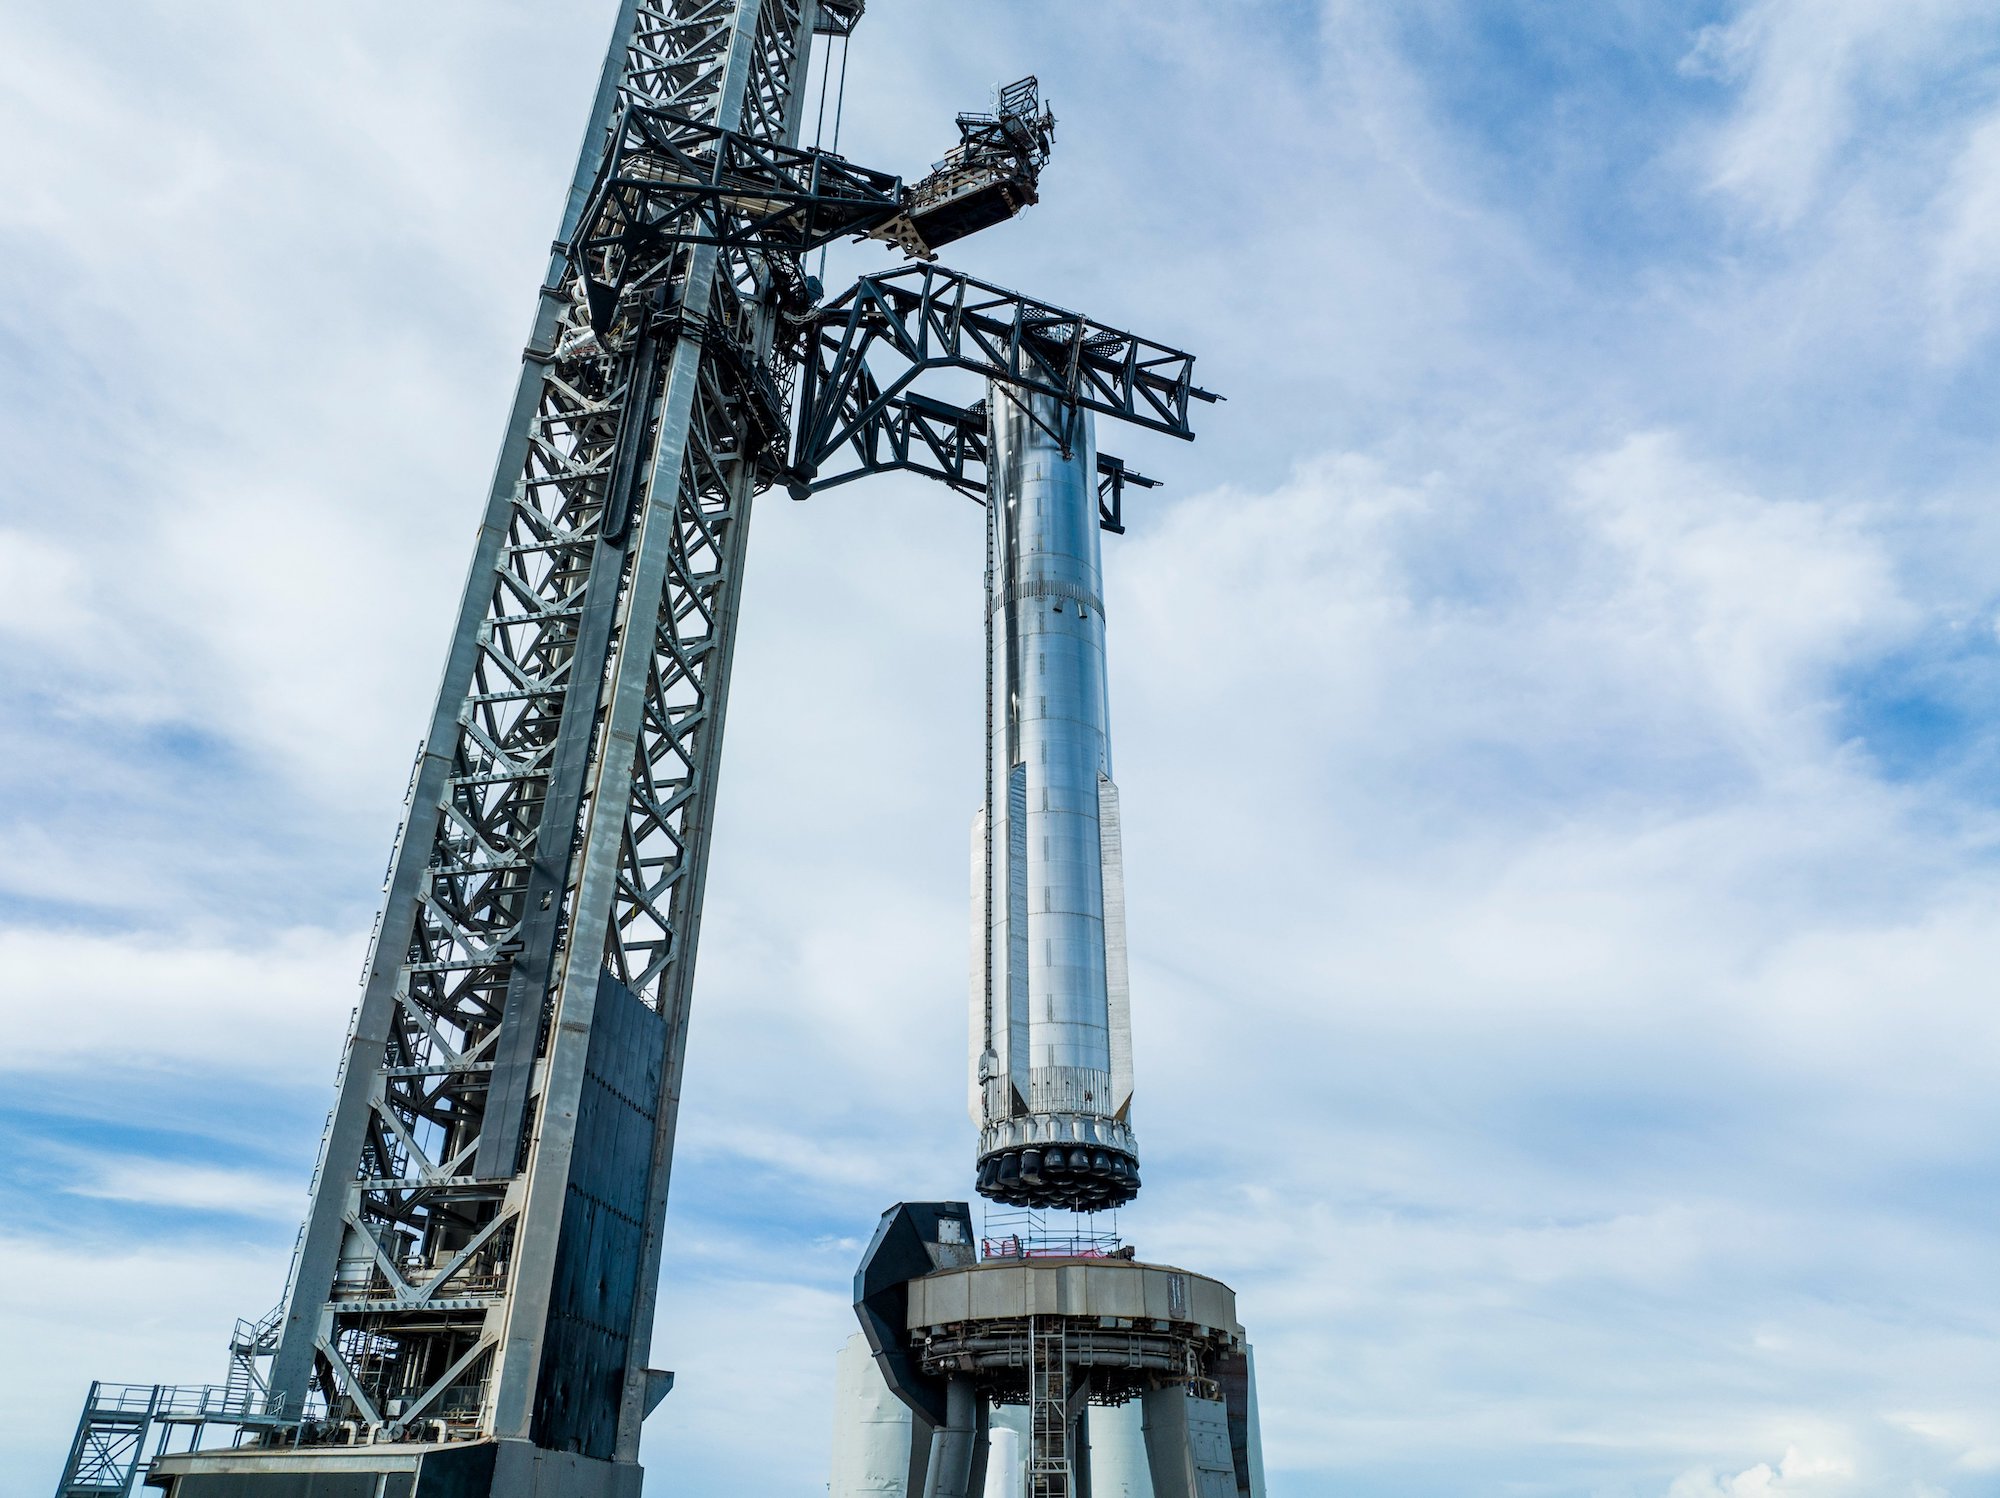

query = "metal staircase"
[[222, 1304, 284, 1417]]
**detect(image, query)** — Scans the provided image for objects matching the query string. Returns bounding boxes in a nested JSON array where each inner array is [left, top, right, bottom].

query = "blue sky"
[[8, 1, 2000, 1494]]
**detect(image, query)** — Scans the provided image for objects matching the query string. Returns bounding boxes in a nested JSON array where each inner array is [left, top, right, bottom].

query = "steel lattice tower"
[[270, 0, 848, 1470]]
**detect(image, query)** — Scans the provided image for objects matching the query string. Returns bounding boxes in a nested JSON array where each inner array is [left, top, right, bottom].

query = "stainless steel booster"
[[971, 385, 1138, 1210]]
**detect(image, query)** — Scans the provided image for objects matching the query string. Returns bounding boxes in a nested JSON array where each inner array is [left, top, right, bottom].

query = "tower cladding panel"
[[973, 388, 1139, 1210]]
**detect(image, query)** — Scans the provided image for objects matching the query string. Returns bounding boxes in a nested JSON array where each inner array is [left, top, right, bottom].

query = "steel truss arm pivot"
[[569, 102, 907, 332], [788, 262, 1216, 526], [565, 77, 1060, 339], [793, 389, 1159, 533]]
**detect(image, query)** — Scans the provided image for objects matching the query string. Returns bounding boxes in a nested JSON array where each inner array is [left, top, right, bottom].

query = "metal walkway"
[[56, 1383, 166, 1498], [53, 1372, 281, 1498]]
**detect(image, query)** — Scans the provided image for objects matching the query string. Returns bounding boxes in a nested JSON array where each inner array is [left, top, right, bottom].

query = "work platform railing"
[[979, 1206, 1125, 1261], [55, 1306, 288, 1497], [54, 1382, 278, 1498]]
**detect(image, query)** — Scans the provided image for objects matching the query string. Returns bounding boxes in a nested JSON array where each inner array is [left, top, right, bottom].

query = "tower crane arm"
[[793, 388, 1159, 534], [787, 262, 1218, 517]]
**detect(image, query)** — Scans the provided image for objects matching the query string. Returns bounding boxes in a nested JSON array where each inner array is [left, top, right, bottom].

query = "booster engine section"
[[972, 388, 1138, 1211]]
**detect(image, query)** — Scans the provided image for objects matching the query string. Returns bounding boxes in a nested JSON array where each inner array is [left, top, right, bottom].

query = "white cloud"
[[0, 2, 589, 818], [641, 1272, 854, 1491], [1926, 112, 2000, 360], [1667, 1447, 1856, 1496], [0, 1235, 273, 1497], [61, 1155, 305, 1221], [1889, 1409, 2000, 1473], [1689, 0, 1990, 225], [1112, 429, 1911, 861], [0, 531, 88, 643], [1677, 0, 2000, 378], [1567, 434, 1908, 750], [0, 925, 357, 1082]]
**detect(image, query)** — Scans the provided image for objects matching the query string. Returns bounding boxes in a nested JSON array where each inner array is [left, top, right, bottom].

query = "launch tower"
[[52, 5, 1259, 1498]]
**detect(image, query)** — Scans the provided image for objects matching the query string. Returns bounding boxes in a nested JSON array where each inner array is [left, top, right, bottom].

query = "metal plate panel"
[[169, 1478, 412, 1498], [909, 1261, 1237, 1335], [1187, 1395, 1238, 1498], [1086, 1265, 1144, 1320], [413, 1442, 500, 1498], [1189, 1280, 1235, 1335], [933, 1271, 972, 1325], [531, 971, 665, 1458], [970, 1265, 1024, 1322]]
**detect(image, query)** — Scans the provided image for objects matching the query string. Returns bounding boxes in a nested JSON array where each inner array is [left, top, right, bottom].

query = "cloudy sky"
[[8, 0, 2000, 1493]]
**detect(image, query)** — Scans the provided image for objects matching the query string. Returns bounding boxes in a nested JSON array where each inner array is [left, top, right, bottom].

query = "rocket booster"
[[971, 385, 1139, 1211]]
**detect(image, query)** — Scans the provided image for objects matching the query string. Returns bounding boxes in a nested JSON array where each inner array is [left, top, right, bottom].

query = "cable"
[[830, 32, 850, 156], [811, 32, 832, 151], [815, 33, 851, 286]]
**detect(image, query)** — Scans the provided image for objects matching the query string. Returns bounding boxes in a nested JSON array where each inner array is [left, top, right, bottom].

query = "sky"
[[6, 0, 2000, 1494]]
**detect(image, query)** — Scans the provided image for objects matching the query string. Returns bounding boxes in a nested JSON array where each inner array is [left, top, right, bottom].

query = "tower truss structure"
[[263, 0, 836, 1465]]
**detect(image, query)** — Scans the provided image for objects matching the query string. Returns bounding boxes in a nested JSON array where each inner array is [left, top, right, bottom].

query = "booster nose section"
[[972, 388, 1138, 1211]]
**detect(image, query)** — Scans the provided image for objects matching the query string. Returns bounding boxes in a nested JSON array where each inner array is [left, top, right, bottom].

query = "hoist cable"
[[829, 33, 850, 156], [816, 33, 851, 286], [811, 32, 833, 151]]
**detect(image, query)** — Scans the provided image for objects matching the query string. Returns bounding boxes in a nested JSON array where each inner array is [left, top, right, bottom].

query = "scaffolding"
[[981, 1205, 1122, 1260]]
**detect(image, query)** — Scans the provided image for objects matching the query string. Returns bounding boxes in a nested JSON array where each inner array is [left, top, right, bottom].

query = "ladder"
[[1029, 1316, 1071, 1498]]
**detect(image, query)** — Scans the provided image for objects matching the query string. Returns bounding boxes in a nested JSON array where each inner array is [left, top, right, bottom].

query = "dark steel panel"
[[413, 1443, 500, 1498], [168, 1477, 410, 1498], [853, 1201, 975, 1427], [532, 971, 665, 1458]]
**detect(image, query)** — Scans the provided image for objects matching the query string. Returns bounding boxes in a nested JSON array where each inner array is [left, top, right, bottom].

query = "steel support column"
[[265, 0, 827, 1463]]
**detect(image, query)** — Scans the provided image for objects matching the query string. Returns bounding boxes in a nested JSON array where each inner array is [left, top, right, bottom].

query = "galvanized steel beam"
[[267, 0, 828, 1464]]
